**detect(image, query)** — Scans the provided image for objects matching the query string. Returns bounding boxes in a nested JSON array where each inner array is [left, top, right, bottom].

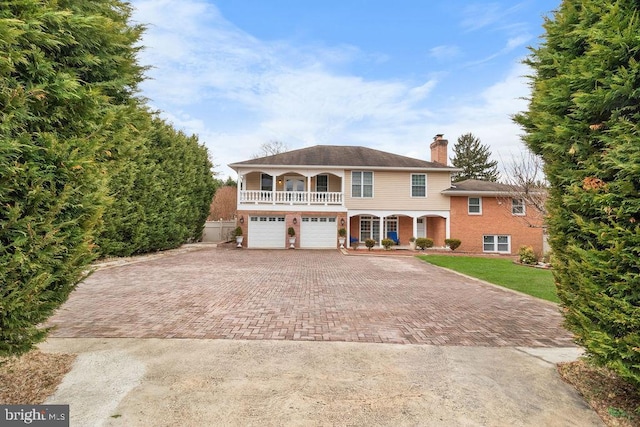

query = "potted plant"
[[338, 227, 347, 249], [288, 226, 296, 249], [234, 226, 244, 248], [409, 236, 416, 251]]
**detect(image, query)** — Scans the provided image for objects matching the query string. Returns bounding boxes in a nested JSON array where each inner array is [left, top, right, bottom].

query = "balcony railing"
[[240, 190, 343, 206]]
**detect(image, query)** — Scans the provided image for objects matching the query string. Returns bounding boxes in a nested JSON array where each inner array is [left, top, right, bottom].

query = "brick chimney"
[[430, 134, 448, 165]]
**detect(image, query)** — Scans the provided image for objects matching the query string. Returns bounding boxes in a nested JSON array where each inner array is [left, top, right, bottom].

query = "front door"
[[417, 218, 426, 238]]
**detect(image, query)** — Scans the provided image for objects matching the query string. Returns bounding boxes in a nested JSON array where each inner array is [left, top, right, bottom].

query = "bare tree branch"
[[252, 140, 288, 158], [500, 150, 548, 226]]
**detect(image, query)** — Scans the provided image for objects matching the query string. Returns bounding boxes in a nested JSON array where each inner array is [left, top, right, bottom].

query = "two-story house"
[[229, 135, 458, 249]]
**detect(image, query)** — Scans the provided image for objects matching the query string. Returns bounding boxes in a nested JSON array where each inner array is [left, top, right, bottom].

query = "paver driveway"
[[47, 246, 574, 347]]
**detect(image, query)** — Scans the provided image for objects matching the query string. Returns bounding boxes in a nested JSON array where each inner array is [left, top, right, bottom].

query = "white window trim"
[[351, 171, 374, 198], [512, 198, 526, 216], [483, 235, 511, 253], [410, 173, 427, 198], [468, 197, 482, 215]]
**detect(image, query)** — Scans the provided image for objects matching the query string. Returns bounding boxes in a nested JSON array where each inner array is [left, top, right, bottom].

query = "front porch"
[[347, 211, 450, 249]]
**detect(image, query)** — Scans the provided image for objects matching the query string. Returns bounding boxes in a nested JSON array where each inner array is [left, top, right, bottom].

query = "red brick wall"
[[449, 196, 545, 256], [426, 217, 446, 246]]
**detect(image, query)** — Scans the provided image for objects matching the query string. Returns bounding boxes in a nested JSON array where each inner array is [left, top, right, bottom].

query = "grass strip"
[[417, 255, 559, 303]]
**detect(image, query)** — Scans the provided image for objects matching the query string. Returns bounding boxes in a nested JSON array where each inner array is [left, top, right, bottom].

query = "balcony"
[[240, 190, 343, 206]]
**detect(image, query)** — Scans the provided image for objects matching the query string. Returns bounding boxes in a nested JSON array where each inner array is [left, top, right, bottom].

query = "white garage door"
[[300, 217, 337, 249], [248, 216, 286, 248]]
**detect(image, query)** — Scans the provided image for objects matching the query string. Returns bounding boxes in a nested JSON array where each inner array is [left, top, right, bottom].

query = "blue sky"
[[130, 0, 560, 179]]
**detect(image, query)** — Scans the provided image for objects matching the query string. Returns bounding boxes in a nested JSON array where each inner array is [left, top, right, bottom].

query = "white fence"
[[202, 220, 237, 243]]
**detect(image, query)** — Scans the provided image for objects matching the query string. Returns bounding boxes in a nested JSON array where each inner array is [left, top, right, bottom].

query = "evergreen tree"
[[451, 133, 499, 182], [0, 0, 145, 356], [514, 0, 640, 387]]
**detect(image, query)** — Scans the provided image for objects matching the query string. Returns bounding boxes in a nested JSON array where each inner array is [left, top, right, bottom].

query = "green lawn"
[[417, 255, 559, 303]]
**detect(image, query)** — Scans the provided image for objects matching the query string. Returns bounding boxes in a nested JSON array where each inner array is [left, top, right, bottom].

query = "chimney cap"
[[434, 133, 444, 140]]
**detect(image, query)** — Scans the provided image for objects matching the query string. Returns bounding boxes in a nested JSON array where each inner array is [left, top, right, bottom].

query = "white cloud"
[[131, 0, 533, 179], [429, 45, 461, 61]]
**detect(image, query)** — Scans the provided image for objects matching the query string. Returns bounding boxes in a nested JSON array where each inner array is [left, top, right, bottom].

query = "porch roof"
[[229, 145, 457, 170]]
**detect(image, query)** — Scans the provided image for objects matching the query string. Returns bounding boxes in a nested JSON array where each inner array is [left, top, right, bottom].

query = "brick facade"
[[449, 196, 545, 256]]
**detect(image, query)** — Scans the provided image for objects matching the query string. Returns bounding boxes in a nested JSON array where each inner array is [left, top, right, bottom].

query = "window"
[[316, 175, 328, 192], [260, 174, 273, 191], [468, 197, 482, 214], [359, 216, 380, 242], [512, 198, 525, 215], [352, 171, 373, 198], [483, 235, 510, 253], [411, 174, 426, 197]]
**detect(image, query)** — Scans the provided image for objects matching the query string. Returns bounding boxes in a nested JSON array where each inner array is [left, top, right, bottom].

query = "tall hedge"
[[515, 0, 640, 387], [0, 0, 145, 356], [96, 115, 215, 256]]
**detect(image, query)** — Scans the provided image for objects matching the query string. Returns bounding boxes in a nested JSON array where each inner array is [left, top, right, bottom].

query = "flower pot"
[[236, 236, 243, 248], [338, 237, 346, 249], [409, 242, 416, 251], [289, 237, 296, 249]]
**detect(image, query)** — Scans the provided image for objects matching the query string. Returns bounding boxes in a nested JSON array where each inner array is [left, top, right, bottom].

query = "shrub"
[[381, 238, 394, 250], [287, 227, 295, 237], [518, 246, 538, 265], [409, 236, 416, 242], [234, 226, 243, 237], [364, 238, 376, 250], [415, 238, 434, 250], [338, 228, 347, 237], [445, 238, 461, 251]]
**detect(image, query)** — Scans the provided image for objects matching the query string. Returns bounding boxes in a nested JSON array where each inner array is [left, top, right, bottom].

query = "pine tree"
[[451, 133, 499, 182], [514, 0, 640, 387]]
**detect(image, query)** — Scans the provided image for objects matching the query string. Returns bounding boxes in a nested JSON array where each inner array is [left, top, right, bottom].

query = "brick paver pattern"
[[47, 247, 575, 347]]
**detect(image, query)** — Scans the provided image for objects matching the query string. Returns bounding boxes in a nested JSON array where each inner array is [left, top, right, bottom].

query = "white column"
[[445, 213, 451, 239], [271, 174, 276, 205], [307, 175, 311, 205], [346, 216, 350, 248], [412, 216, 418, 239], [379, 216, 384, 248], [237, 175, 242, 209]]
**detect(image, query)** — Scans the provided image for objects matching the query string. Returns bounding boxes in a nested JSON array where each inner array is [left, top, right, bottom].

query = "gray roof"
[[442, 179, 546, 196], [229, 145, 455, 170], [447, 179, 513, 192]]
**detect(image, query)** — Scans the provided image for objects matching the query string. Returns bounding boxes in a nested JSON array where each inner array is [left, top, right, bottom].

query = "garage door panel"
[[248, 216, 285, 248], [300, 217, 336, 249]]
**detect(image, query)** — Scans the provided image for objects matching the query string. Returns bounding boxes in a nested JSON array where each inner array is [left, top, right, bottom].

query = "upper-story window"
[[352, 171, 373, 198], [316, 175, 328, 192], [411, 174, 427, 197], [512, 198, 525, 215], [260, 174, 273, 191], [468, 197, 482, 214]]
